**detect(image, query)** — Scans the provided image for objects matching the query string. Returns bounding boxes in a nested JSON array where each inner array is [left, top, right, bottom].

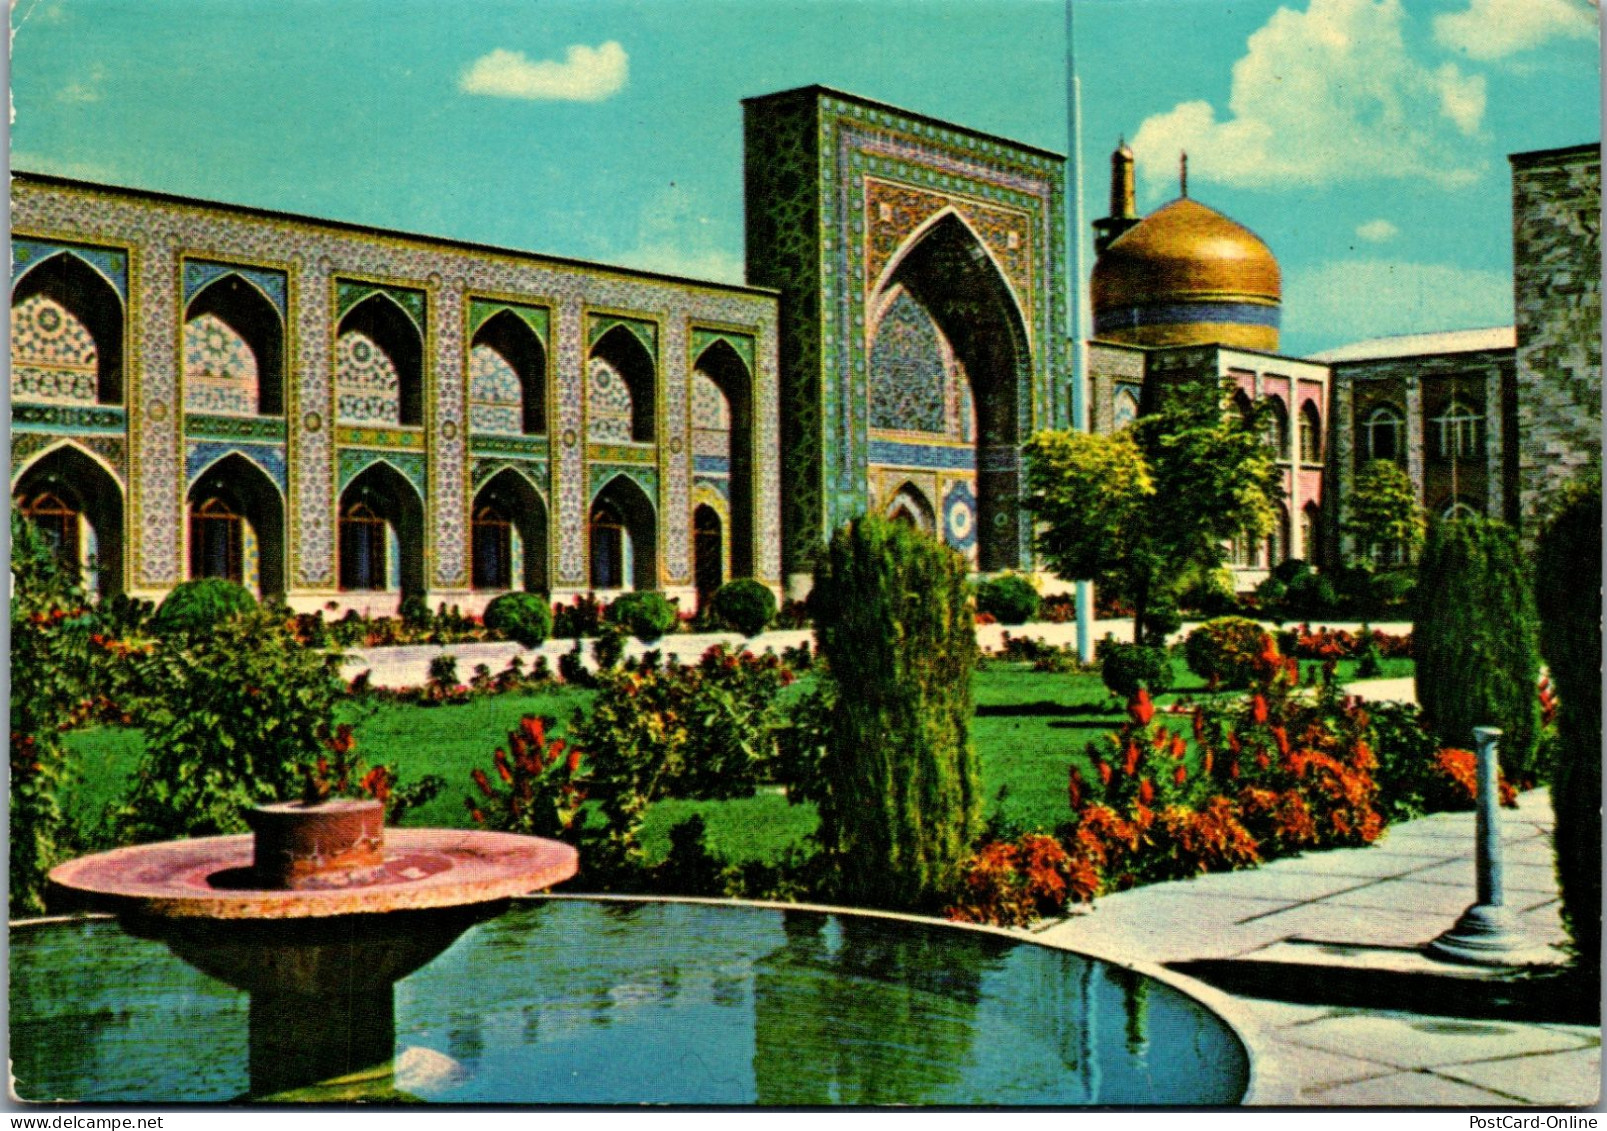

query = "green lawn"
[[59, 655, 1412, 866]]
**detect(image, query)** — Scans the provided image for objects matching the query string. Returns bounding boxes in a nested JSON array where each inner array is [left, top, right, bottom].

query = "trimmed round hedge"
[[483, 591, 553, 648], [974, 574, 1040, 625], [709, 579, 776, 637], [1097, 639, 1173, 698], [152, 578, 257, 636], [1183, 616, 1271, 689], [606, 590, 678, 643]]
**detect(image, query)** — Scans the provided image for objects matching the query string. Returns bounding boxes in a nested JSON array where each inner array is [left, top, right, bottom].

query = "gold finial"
[[1181, 151, 1188, 198]]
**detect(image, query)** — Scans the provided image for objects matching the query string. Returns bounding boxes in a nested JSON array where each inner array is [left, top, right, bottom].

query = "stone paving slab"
[[1436, 1046, 1604, 1106], [1273, 1012, 1594, 1071], [1320, 877, 1499, 918], [1151, 868, 1377, 903], [1410, 859, 1562, 894], [1268, 847, 1450, 877], [1306, 1069, 1516, 1106]]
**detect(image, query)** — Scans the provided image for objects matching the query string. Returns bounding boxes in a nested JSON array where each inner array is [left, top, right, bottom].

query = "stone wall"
[[1511, 144, 1601, 530]]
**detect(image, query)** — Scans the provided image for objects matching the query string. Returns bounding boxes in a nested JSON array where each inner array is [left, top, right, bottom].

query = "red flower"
[[1171, 734, 1187, 761], [1174, 765, 1187, 786], [1123, 742, 1141, 777], [472, 767, 494, 799], [567, 746, 582, 773], [1068, 767, 1084, 810], [1152, 728, 1170, 751], [1138, 778, 1155, 805], [1271, 726, 1290, 758], [1129, 689, 1155, 727], [494, 748, 514, 784], [1251, 694, 1268, 725], [1096, 760, 1112, 787]]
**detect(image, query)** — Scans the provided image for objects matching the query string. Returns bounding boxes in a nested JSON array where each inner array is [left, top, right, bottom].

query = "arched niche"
[[472, 468, 548, 593], [12, 252, 125, 405], [876, 212, 1030, 570], [184, 274, 284, 416], [590, 475, 657, 591], [693, 339, 755, 578], [13, 443, 125, 597], [693, 503, 724, 606], [187, 452, 286, 598], [471, 311, 546, 436], [337, 294, 423, 427], [589, 325, 655, 443], [886, 481, 936, 533], [338, 461, 425, 595]]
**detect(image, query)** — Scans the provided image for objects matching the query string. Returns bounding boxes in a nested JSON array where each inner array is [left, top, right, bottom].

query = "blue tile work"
[[183, 313, 258, 414], [942, 480, 977, 551], [185, 441, 287, 494], [1095, 300, 1280, 336], [182, 261, 288, 317], [338, 449, 426, 497], [866, 439, 975, 470], [694, 455, 731, 474], [869, 289, 947, 432], [11, 294, 99, 404], [13, 239, 128, 300]]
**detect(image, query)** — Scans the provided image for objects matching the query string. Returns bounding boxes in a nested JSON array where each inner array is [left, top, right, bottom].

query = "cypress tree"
[[1536, 481, 1601, 967], [1413, 516, 1542, 782], [810, 513, 981, 910]]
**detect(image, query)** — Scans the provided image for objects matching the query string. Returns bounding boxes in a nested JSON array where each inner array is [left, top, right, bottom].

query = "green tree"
[[1343, 459, 1425, 568], [1024, 376, 1280, 645], [809, 514, 981, 910], [1413, 516, 1542, 782], [1535, 476, 1601, 966]]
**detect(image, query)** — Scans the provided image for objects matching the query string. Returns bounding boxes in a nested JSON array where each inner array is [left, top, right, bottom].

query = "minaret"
[[1093, 139, 1141, 255]]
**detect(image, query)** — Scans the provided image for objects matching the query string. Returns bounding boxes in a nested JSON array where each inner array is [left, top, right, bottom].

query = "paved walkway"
[[1033, 788, 1601, 1106], [345, 617, 1415, 689]]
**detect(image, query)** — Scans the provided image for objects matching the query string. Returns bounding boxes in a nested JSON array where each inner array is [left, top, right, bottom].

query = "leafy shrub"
[[1368, 570, 1415, 611], [1271, 558, 1311, 585], [809, 513, 981, 911], [1140, 595, 1183, 641], [151, 578, 257, 637], [552, 593, 604, 639], [466, 715, 586, 840], [709, 579, 777, 637], [1251, 576, 1287, 611], [568, 646, 796, 875], [1097, 639, 1173, 698], [946, 835, 1100, 927], [484, 592, 553, 648], [558, 639, 593, 686], [1178, 568, 1239, 617], [299, 722, 444, 823], [591, 625, 627, 671], [399, 593, 433, 630], [1183, 617, 1271, 689], [1283, 571, 1339, 618], [1414, 517, 1541, 784], [1536, 478, 1602, 966], [606, 591, 678, 643], [974, 574, 1040, 625], [112, 608, 350, 842]]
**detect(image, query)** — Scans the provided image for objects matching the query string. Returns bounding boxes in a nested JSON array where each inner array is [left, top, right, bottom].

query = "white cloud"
[[1434, 0, 1597, 61], [1284, 258, 1512, 346], [611, 183, 744, 284], [1356, 219, 1399, 242], [1130, 0, 1487, 194], [57, 63, 106, 104], [459, 42, 627, 102]]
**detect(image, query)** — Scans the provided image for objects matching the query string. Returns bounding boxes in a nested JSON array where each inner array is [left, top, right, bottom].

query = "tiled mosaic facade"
[[468, 343, 524, 434], [11, 294, 99, 404], [1511, 144, 1602, 529], [183, 313, 259, 415], [11, 174, 781, 609], [745, 86, 1068, 582], [587, 358, 636, 443], [335, 331, 403, 425]]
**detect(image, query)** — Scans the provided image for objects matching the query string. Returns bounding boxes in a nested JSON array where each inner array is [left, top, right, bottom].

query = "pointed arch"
[[12, 441, 125, 596], [1299, 400, 1323, 464], [590, 473, 657, 591], [471, 309, 547, 436], [12, 251, 125, 405], [339, 461, 425, 594], [1264, 395, 1290, 459], [337, 292, 423, 427], [875, 211, 1032, 570], [589, 323, 656, 443], [693, 337, 755, 578], [472, 466, 549, 593], [185, 272, 285, 416], [694, 503, 725, 605], [186, 452, 285, 597], [885, 481, 937, 533]]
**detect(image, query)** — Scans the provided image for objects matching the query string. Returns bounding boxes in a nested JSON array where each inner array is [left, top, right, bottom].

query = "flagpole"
[[1067, 0, 1094, 662]]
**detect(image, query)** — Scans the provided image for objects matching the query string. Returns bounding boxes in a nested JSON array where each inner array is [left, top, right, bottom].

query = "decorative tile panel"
[[183, 312, 258, 414], [185, 440, 288, 494], [13, 238, 128, 299], [11, 294, 99, 404]]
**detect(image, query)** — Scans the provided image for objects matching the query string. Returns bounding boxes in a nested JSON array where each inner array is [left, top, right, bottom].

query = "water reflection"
[[12, 900, 1248, 1105]]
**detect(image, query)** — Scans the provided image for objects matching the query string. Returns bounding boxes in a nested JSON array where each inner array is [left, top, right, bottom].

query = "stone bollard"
[[1428, 727, 1554, 966]]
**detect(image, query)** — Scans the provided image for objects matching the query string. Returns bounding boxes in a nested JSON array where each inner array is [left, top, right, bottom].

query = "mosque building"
[[9, 84, 1599, 612]]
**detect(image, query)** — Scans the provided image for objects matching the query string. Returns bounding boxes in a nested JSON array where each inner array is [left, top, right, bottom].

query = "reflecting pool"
[[12, 899, 1248, 1105]]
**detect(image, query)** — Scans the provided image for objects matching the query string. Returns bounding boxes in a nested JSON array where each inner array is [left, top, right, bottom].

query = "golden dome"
[[1091, 197, 1281, 351]]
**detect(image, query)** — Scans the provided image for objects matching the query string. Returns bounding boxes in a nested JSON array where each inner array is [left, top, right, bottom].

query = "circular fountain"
[[44, 801, 578, 1099]]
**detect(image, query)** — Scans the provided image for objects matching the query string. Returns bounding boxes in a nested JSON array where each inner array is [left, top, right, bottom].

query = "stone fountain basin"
[[47, 829, 579, 920]]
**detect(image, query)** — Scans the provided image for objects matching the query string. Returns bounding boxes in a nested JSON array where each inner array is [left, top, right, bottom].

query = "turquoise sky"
[[10, 0, 1600, 355]]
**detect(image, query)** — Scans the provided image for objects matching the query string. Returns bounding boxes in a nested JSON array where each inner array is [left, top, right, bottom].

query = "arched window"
[[589, 325, 655, 443], [472, 469, 548, 593], [589, 476, 656, 591], [472, 503, 513, 590], [340, 502, 389, 591], [18, 490, 81, 564], [1232, 530, 1261, 568], [187, 454, 286, 597], [184, 273, 284, 416], [470, 311, 546, 436], [1264, 397, 1290, 459], [1443, 499, 1481, 521], [337, 294, 424, 427], [694, 339, 755, 578], [886, 482, 936, 533], [1232, 389, 1255, 428], [1267, 505, 1290, 566], [1299, 402, 1322, 463], [1113, 387, 1140, 429], [1364, 405, 1404, 463], [694, 504, 724, 605], [1434, 401, 1482, 460], [590, 502, 626, 590], [12, 253, 125, 406], [1302, 503, 1322, 565], [189, 495, 244, 583]]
